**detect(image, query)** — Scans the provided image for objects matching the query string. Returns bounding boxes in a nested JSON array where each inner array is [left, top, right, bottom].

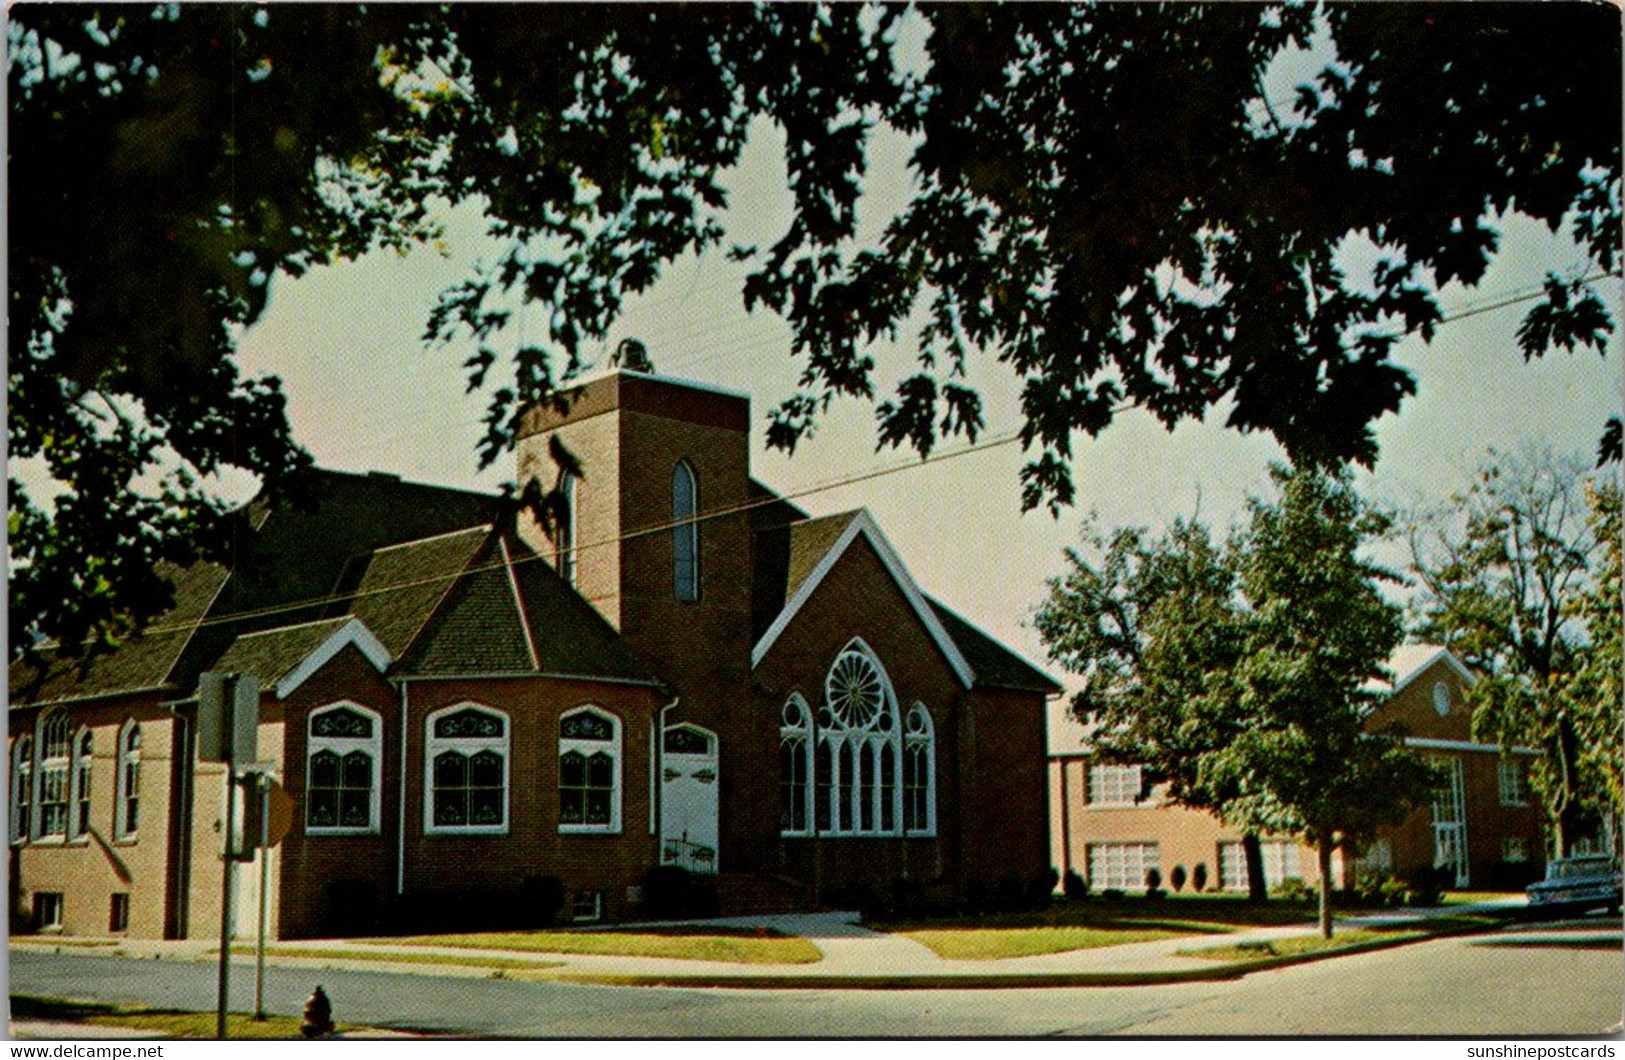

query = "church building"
[[9, 370, 1059, 939]]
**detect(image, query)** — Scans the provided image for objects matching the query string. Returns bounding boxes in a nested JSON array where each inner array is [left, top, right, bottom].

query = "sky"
[[229, 63, 1623, 695]]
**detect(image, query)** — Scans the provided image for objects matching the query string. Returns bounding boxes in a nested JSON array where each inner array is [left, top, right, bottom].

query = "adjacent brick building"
[[10, 370, 1059, 939], [1049, 645, 1547, 895]]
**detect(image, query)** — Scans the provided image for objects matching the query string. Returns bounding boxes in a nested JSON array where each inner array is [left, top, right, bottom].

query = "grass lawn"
[[11, 995, 341, 1039], [354, 924, 822, 964], [228, 944, 563, 971], [897, 923, 1201, 960], [1176, 927, 1421, 962]]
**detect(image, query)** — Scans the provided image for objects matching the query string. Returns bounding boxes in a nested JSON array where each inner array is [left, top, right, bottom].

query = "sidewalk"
[[10, 901, 1538, 1038]]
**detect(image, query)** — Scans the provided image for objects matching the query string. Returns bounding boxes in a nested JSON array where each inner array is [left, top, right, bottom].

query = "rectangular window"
[[110, 893, 131, 933], [36, 892, 64, 931], [1502, 836, 1531, 863], [1498, 758, 1530, 807], [1219, 840, 1304, 891], [1086, 842, 1160, 891], [571, 890, 604, 923], [1086, 764, 1144, 807]]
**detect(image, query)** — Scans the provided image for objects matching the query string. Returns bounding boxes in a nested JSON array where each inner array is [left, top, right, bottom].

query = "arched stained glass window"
[[560, 707, 621, 832], [902, 703, 936, 835], [672, 460, 699, 601], [426, 703, 509, 834], [70, 730, 92, 840], [115, 721, 141, 840], [37, 711, 71, 839], [308, 703, 381, 833], [11, 736, 34, 844], [779, 695, 811, 836], [813, 641, 908, 837]]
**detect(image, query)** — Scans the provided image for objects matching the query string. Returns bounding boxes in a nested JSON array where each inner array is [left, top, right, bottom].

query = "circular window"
[[906, 704, 929, 735], [782, 698, 806, 728], [826, 651, 884, 729], [1433, 681, 1450, 716]]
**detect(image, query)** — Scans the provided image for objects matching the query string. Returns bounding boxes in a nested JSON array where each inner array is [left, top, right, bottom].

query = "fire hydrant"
[[301, 985, 335, 1038]]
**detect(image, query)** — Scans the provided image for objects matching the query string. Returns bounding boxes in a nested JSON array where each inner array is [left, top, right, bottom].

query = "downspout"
[[397, 680, 409, 897]]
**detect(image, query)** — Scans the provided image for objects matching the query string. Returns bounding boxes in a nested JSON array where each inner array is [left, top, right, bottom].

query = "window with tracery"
[[426, 704, 509, 834], [307, 703, 382, 833], [115, 721, 141, 840], [560, 707, 621, 832], [11, 736, 33, 844], [37, 711, 71, 839], [902, 703, 936, 835], [779, 696, 811, 835], [70, 729, 93, 840]]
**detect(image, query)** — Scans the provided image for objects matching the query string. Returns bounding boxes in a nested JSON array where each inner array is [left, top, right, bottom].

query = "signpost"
[[196, 672, 260, 1040]]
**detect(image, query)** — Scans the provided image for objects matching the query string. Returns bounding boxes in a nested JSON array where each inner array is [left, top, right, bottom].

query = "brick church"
[[9, 370, 1059, 939]]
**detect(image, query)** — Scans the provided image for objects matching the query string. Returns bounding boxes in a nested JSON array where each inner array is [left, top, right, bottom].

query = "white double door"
[[1430, 756, 1469, 887]]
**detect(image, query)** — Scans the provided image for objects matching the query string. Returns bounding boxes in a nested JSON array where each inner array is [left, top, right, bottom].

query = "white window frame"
[[306, 702, 384, 835], [1087, 841, 1160, 891], [114, 720, 141, 841], [35, 710, 71, 841], [1086, 763, 1145, 807], [70, 728, 93, 841], [1497, 757, 1530, 807], [35, 891, 64, 931], [672, 459, 700, 602], [11, 735, 34, 845], [1218, 839, 1304, 891], [815, 640, 904, 837], [425, 703, 510, 835], [779, 694, 813, 837], [559, 706, 622, 834], [1502, 836, 1531, 863], [902, 702, 936, 837]]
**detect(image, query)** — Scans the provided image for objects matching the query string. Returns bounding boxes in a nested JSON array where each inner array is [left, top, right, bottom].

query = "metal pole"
[[254, 771, 270, 1020], [217, 761, 237, 1040]]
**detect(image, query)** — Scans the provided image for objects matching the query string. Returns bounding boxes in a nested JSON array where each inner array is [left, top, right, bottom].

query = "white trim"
[[1404, 736, 1541, 755], [499, 537, 542, 671], [304, 701, 385, 836], [274, 618, 393, 699], [424, 702, 511, 835], [1387, 646, 1477, 697], [751, 510, 976, 688], [559, 705, 623, 834]]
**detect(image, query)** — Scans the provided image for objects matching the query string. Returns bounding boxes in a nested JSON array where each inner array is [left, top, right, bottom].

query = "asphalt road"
[[9, 918, 1622, 1038]]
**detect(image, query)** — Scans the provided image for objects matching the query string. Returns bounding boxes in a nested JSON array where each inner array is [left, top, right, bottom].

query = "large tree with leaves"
[[1408, 452, 1620, 856], [1040, 466, 1434, 936], [10, 3, 1620, 658]]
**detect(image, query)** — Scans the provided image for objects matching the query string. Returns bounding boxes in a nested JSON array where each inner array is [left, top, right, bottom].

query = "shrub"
[[1063, 869, 1089, 901], [995, 874, 1027, 912], [520, 875, 566, 927], [1191, 863, 1209, 893], [641, 865, 695, 919], [1404, 865, 1452, 907], [1101, 888, 1126, 902], [1270, 876, 1314, 904], [1169, 865, 1187, 893], [1144, 867, 1162, 892]]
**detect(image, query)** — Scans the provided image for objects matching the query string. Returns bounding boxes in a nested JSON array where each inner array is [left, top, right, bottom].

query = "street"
[[9, 918, 1621, 1037]]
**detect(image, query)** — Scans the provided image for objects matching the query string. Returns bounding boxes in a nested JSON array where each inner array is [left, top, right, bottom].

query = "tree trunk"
[[1243, 833, 1268, 903], [1316, 832, 1335, 939]]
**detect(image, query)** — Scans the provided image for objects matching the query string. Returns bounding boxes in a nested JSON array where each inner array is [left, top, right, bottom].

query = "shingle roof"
[[208, 617, 359, 692], [9, 561, 229, 708], [925, 598, 1062, 694], [343, 527, 489, 660]]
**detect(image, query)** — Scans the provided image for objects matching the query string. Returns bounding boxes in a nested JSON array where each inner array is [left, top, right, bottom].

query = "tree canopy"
[[10, 2, 1621, 656], [1407, 451, 1621, 855], [1038, 466, 1431, 935]]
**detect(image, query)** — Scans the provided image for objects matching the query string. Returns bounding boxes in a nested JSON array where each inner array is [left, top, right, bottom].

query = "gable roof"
[[210, 616, 391, 699], [751, 506, 1058, 694], [9, 560, 230, 708], [1367, 643, 1478, 696]]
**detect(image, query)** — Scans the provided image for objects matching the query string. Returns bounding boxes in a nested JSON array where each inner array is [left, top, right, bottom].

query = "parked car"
[[1525, 854, 1623, 916]]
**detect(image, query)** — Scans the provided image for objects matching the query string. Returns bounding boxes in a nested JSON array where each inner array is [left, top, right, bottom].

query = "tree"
[[11, 4, 1620, 657], [1409, 452, 1619, 855], [1035, 518, 1271, 900], [1040, 466, 1433, 935], [1573, 480, 1623, 838]]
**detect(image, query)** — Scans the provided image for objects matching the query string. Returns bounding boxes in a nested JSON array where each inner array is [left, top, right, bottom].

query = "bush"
[[641, 865, 695, 919], [520, 875, 566, 927], [1144, 867, 1162, 892], [1169, 865, 1187, 893], [1143, 887, 1167, 901], [1063, 869, 1089, 901], [1191, 863, 1209, 893], [995, 874, 1027, 912], [1270, 876, 1314, 904], [1403, 865, 1453, 907], [1101, 888, 1126, 903]]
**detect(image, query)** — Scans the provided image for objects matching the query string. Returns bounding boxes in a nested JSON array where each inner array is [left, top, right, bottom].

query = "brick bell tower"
[[514, 369, 755, 724]]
